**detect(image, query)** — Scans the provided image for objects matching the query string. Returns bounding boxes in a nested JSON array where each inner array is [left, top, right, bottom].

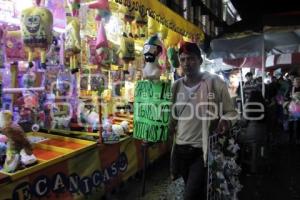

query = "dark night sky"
[[226, 0, 300, 32]]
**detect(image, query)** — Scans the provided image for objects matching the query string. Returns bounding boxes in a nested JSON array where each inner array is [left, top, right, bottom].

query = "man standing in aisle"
[[168, 42, 237, 200]]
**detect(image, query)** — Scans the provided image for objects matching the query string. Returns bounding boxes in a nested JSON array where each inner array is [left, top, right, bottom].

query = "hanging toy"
[[118, 5, 135, 37], [20, 0, 53, 69], [5, 30, 27, 62], [95, 21, 110, 67], [164, 30, 181, 48], [167, 47, 180, 69], [134, 11, 147, 38], [0, 27, 4, 68], [0, 110, 37, 172], [147, 17, 159, 37], [67, 0, 81, 17], [117, 36, 135, 71], [65, 0, 81, 74], [158, 46, 167, 74], [84, 0, 111, 22], [22, 72, 39, 109], [142, 34, 163, 80], [159, 24, 168, 41], [65, 18, 81, 73], [46, 35, 61, 66]]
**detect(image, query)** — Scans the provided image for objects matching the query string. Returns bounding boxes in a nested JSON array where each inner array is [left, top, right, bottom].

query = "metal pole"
[[141, 141, 148, 196]]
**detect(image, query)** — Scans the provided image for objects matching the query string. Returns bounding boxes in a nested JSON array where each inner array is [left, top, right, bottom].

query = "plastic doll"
[[142, 34, 162, 80]]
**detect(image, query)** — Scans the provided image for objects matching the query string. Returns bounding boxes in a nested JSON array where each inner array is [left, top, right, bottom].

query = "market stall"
[[0, 0, 205, 199]]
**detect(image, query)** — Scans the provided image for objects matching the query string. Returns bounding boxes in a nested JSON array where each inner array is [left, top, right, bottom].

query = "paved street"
[[104, 132, 300, 200]]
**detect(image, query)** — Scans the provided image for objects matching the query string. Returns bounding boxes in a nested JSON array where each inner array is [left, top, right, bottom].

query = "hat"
[[143, 34, 162, 55], [179, 42, 201, 57]]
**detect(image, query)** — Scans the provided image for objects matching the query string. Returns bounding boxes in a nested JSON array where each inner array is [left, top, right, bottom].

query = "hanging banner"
[[111, 0, 205, 42], [133, 80, 171, 142]]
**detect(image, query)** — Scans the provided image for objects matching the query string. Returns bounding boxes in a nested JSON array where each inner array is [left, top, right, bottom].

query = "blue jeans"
[[172, 144, 206, 200]]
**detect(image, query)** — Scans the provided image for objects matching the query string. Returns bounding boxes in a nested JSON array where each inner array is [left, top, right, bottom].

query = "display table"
[[0, 133, 169, 200]]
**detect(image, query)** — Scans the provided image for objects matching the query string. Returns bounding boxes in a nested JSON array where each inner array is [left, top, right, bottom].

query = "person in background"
[[291, 77, 300, 95], [239, 90, 268, 173], [243, 72, 258, 102], [168, 42, 237, 200]]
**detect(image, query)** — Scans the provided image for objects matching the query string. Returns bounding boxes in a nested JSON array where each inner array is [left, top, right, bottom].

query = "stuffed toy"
[[118, 5, 135, 37], [22, 72, 39, 109], [95, 21, 110, 67], [167, 47, 180, 69], [64, 18, 81, 73], [142, 34, 162, 80], [117, 36, 135, 71], [0, 110, 37, 172], [0, 27, 4, 68], [4, 30, 27, 62], [164, 30, 181, 48], [135, 11, 147, 38], [79, 102, 99, 131], [102, 120, 129, 143], [67, 0, 81, 17], [159, 24, 168, 41], [84, 0, 111, 22], [20, 1, 53, 69], [147, 17, 159, 38], [46, 35, 61, 66]]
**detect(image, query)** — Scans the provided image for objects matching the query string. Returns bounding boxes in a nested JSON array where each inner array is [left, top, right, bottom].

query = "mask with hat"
[[142, 35, 163, 80]]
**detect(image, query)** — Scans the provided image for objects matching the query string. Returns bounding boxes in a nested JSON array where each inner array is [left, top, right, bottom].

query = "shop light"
[[14, 0, 33, 12]]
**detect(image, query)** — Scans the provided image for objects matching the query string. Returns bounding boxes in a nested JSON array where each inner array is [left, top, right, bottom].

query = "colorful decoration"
[[167, 47, 180, 69], [147, 17, 159, 37], [4, 30, 26, 62], [135, 11, 147, 38], [164, 29, 181, 48], [65, 18, 81, 73], [20, 4, 53, 69], [67, 0, 81, 17], [142, 34, 162, 80], [95, 21, 110, 66], [102, 119, 129, 143], [117, 36, 135, 63], [85, 0, 111, 21], [46, 35, 61, 66], [159, 24, 168, 40], [0, 27, 4, 68]]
